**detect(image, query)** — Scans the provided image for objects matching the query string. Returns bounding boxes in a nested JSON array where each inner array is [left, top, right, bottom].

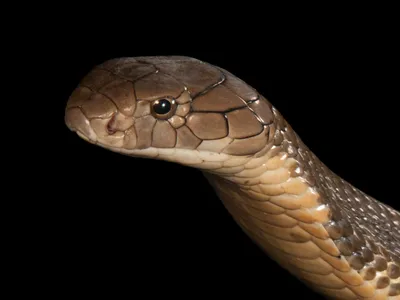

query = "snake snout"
[[65, 107, 97, 142]]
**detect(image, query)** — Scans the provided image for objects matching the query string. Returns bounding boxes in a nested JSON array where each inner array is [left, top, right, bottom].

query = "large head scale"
[[64, 56, 277, 165]]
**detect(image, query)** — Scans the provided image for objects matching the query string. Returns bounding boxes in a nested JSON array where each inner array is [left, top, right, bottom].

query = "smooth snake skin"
[[64, 56, 400, 299]]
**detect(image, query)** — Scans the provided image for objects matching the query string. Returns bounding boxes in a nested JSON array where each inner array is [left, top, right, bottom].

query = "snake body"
[[64, 56, 400, 299]]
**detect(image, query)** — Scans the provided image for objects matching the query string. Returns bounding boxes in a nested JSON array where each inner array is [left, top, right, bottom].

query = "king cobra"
[[64, 56, 400, 299]]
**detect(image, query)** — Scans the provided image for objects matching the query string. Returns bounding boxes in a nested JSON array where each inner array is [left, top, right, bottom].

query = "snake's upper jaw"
[[65, 107, 97, 144]]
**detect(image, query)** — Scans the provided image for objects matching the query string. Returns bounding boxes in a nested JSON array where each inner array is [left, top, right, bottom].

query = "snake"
[[64, 56, 400, 299]]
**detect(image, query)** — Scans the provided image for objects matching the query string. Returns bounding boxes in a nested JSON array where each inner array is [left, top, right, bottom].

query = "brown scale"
[[156, 60, 224, 97], [360, 266, 376, 280], [362, 247, 375, 263], [225, 108, 263, 139], [273, 129, 284, 146], [248, 97, 274, 125], [134, 115, 156, 149], [134, 101, 150, 117], [192, 85, 247, 112], [91, 78, 136, 117], [100, 59, 157, 82], [186, 113, 228, 140], [175, 126, 201, 149], [389, 283, 400, 296], [81, 93, 116, 119], [152, 121, 176, 148], [325, 221, 344, 240], [370, 255, 388, 272], [176, 103, 190, 117], [215, 67, 259, 102], [80, 68, 117, 91], [134, 72, 183, 101], [168, 116, 185, 129], [223, 128, 270, 156], [388, 263, 400, 279], [347, 253, 365, 270], [376, 276, 391, 289]]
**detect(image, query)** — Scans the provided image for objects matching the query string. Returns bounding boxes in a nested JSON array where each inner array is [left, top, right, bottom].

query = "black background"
[[40, 23, 399, 299]]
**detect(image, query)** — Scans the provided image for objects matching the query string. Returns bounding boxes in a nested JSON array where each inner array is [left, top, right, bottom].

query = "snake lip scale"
[[65, 56, 400, 299]]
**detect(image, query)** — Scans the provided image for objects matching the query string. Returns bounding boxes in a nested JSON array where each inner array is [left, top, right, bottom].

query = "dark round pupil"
[[153, 99, 171, 114]]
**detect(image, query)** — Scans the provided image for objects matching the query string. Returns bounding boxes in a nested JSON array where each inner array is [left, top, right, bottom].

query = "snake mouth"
[[65, 107, 97, 143]]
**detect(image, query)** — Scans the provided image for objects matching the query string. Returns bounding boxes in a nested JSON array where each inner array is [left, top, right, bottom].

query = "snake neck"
[[201, 109, 400, 299]]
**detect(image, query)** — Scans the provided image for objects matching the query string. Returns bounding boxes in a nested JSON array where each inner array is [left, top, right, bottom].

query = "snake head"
[[65, 56, 276, 165]]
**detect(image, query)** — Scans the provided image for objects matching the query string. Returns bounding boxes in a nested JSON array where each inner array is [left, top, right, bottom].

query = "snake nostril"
[[106, 115, 117, 135]]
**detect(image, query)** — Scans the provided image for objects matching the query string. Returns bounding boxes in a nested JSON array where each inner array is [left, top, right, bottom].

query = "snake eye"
[[153, 99, 171, 114], [151, 98, 177, 120]]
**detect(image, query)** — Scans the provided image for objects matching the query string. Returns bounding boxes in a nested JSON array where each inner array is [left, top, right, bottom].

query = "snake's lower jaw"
[[65, 107, 97, 143]]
